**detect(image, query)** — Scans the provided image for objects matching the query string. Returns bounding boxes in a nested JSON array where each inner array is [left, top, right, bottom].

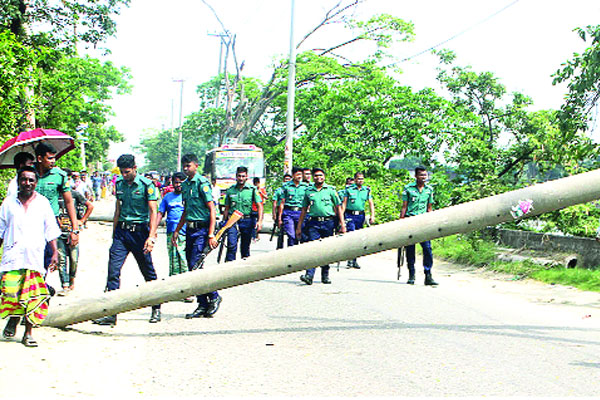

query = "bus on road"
[[203, 144, 265, 203]]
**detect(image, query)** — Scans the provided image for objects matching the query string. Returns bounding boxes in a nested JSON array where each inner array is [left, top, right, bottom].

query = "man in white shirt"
[[0, 166, 61, 347]]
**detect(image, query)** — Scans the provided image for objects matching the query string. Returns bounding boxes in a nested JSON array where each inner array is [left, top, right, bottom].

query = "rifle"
[[217, 233, 226, 263], [397, 247, 404, 280], [269, 222, 278, 241], [191, 210, 243, 270], [276, 224, 285, 249]]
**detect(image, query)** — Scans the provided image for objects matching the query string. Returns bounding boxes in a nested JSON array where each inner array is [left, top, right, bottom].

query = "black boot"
[[407, 271, 415, 285], [424, 271, 438, 286], [300, 274, 313, 285], [321, 271, 331, 284], [352, 259, 361, 269], [185, 305, 207, 319], [149, 309, 161, 323], [204, 295, 222, 318], [93, 315, 117, 326]]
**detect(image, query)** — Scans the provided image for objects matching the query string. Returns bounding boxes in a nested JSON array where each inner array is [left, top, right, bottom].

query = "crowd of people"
[[0, 144, 437, 347]]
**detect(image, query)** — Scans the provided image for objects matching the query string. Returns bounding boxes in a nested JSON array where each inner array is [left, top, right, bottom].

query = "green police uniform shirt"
[[181, 173, 213, 222], [273, 187, 284, 207], [282, 181, 310, 208], [402, 181, 434, 216], [303, 184, 341, 217], [225, 182, 262, 217], [344, 184, 372, 212], [36, 167, 71, 216], [115, 174, 159, 223]]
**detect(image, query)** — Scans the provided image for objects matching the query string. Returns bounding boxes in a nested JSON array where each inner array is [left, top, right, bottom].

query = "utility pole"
[[173, 79, 185, 169], [171, 98, 175, 170], [208, 32, 229, 108], [284, 0, 296, 175], [76, 124, 89, 170]]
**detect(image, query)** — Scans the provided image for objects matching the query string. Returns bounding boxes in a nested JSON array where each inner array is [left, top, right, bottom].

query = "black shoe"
[[300, 274, 313, 285], [352, 260, 361, 269], [322, 276, 331, 284], [149, 309, 161, 323], [407, 273, 415, 285], [424, 272, 438, 286], [185, 305, 207, 319], [204, 295, 222, 318], [93, 315, 117, 326]]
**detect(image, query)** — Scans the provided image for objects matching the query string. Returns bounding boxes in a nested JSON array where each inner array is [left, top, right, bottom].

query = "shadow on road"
[[63, 316, 600, 347]]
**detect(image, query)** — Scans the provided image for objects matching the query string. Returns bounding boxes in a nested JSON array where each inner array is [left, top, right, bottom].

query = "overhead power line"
[[392, 0, 521, 66]]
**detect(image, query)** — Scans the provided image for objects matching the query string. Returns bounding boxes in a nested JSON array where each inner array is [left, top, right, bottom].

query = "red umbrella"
[[0, 128, 75, 169]]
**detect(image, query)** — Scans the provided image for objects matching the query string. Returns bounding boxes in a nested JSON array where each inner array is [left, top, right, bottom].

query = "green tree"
[[0, 30, 39, 137], [1, 0, 130, 48], [436, 52, 598, 204], [552, 24, 600, 133], [138, 108, 225, 172]]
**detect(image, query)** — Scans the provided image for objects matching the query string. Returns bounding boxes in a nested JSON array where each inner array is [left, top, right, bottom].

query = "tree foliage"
[[138, 108, 225, 173], [552, 24, 600, 133], [1, 0, 130, 49], [0, 0, 131, 172]]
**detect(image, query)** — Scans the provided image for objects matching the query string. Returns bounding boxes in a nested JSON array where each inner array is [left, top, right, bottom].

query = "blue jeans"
[[405, 241, 433, 273], [225, 217, 254, 261], [107, 225, 160, 310], [186, 225, 219, 307], [305, 218, 335, 279]]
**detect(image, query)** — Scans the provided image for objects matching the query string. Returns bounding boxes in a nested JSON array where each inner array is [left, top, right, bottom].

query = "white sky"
[[95, 0, 600, 162]]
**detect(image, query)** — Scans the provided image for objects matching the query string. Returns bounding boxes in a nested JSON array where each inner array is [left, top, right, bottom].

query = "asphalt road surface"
[[1, 203, 599, 397]]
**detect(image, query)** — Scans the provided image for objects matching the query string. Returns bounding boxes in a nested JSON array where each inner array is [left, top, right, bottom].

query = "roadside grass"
[[432, 235, 600, 293]]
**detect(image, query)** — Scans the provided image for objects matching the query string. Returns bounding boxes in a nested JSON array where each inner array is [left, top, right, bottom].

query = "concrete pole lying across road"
[[44, 169, 600, 327]]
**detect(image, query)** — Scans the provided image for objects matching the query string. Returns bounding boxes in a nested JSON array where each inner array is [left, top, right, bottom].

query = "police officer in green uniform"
[[278, 167, 310, 247], [401, 166, 438, 286], [172, 153, 220, 319], [343, 172, 375, 269], [34, 143, 79, 279], [272, 173, 292, 249], [338, 177, 354, 213], [297, 168, 346, 285], [93, 154, 162, 326], [222, 166, 263, 261]]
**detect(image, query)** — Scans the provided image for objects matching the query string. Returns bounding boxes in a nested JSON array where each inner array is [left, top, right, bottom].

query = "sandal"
[[21, 335, 38, 347], [3, 317, 19, 339]]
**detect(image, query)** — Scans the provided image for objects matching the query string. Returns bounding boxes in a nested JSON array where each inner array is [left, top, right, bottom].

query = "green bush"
[[538, 202, 600, 237]]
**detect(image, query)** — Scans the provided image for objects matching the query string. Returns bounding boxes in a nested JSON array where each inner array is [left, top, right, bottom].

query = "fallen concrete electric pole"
[[44, 169, 600, 327]]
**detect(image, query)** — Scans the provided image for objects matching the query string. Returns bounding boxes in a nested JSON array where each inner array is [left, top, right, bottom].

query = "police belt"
[[187, 220, 210, 229], [117, 221, 147, 232], [345, 210, 365, 216], [310, 216, 335, 222], [284, 206, 302, 211]]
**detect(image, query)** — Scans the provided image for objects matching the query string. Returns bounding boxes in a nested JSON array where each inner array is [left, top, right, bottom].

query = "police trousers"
[[305, 218, 335, 279], [225, 217, 254, 262], [107, 225, 160, 310], [186, 225, 219, 307]]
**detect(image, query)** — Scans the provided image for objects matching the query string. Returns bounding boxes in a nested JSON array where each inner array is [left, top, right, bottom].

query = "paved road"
[[1, 203, 599, 396]]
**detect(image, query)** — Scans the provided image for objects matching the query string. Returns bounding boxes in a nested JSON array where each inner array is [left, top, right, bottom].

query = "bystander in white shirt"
[[0, 192, 61, 274]]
